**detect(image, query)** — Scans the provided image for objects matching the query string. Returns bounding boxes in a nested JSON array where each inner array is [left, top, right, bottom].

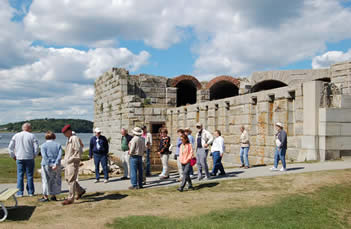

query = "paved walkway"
[[0, 161, 350, 195]]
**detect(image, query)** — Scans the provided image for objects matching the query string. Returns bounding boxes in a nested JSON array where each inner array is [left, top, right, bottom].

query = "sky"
[[1, 0, 351, 125]]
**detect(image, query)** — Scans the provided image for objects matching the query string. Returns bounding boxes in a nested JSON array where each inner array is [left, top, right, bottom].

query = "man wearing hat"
[[128, 127, 146, 190], [89, 128, 109, 183], [195, 123, 214, 181], [61, 125, 86, 205], [271, 122, 288, 172]]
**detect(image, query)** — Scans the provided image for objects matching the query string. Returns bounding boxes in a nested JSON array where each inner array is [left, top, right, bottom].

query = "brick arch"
[[206, 75, 240, 89], [171, 75, 202, 90]]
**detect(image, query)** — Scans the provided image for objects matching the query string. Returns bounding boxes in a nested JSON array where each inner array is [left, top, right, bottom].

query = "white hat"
[[94, 128, 102, 133], [132, 127, 143, 136], [276, 122, 283, 128], [196, 123, 202, 127]]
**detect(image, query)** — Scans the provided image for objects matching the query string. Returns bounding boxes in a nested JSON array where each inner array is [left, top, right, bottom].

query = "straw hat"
[[276, 122, 284, 128], [132, 127, 143, 136]]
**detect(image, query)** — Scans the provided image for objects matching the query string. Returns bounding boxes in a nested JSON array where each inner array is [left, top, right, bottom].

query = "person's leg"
[[273, 148, 280, 168], [189, 164, 194, 176], [212, 151, 220, 175], [137, 156, 143, 188], [179, 164, 187, 190], [122, 151, 128, 178], [146, 149, 151, 176], [211, 152, 216, 174], [52, 166, 62, 196], [164, 154, 169, 177], [196, 149, 203, 179], [142, 156, 146, 183], [73, 162, 85, 196], [93, 154, 101, 181], [126, 153, 130, 178], [218, 153, 226, 175], [65, 163, 77, 201], [240, 147, 245, 166], [244, 147, 250, 167], [203, 150, 210, 178], [16, 160, 25, 196], [41, 165, 49, 198], [160, 154, 166, 176], [280, 148, 287, 169], [177, 156, 183, 179], [25, 159, 35, 195], [101, 154, 109, 180], [129, 156, 137, 187], [184, 163, 192, 188]]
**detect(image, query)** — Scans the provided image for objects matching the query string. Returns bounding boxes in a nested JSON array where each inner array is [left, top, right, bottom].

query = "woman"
[[239, 126, 250, 169], [39, 131, 62, 202], [175, 129, 184, 182], [177, 134, 194, 192], [184, 128, 195, 177], [210, 130, 226, 176], [157, 129, 171, 179]]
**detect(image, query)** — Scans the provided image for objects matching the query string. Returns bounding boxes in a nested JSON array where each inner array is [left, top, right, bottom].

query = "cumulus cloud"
[[312, 49, 351, 69]]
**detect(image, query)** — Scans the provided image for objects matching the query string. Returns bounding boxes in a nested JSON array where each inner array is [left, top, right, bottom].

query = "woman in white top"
[[210, 130, 226, 176]]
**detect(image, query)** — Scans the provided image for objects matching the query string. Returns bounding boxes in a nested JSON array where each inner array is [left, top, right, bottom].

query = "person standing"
[[195, 123, 214, 181], [177, 134, 194, 192], [142, 126, 153, 178], [184, 128, 195, 178], [121, 128, 133, 180], [210, 130, 226, 176], [61, 125, 86, 205], [271, 123, 288, 172], [8, 123, 39, 197], [158, 129, 171, 179], [89, 128, 109, 183], [128, 127, 146, 190], [175, 129, 185, 182], [239, 126, 250, 169], [39, 131, 62, 202]]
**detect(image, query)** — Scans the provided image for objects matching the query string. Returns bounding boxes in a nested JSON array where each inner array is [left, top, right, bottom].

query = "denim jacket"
[[41, 140, 62, 166]]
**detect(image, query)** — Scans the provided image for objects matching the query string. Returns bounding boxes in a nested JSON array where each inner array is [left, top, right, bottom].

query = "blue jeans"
[[240, 147, 250, 167], [130, 156, 143, 188], [274, 147, 287, 169], [146, 149, 151, 176], [94, 154, 109, 180], [211, 151, 225, 175], [16, 159, 35, 196]]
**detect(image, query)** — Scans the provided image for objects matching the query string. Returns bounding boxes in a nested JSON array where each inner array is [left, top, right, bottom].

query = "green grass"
[[0, 154, 42, 183], [107, 184, 351, 229]]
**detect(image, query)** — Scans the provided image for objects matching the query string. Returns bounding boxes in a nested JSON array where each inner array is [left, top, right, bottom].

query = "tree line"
[[0, 119, 93, 133]]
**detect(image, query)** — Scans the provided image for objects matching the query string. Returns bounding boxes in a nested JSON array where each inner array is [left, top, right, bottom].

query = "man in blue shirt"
[[89, 128, 109, 183]]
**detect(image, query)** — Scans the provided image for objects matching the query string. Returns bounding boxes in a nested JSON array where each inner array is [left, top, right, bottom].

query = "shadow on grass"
[[195, 182, 219, 190], [2, 205, 36, 221], [78, 192, 128, 204]]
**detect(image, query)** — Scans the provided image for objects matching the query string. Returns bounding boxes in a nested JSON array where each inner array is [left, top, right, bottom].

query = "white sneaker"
[[270, 167, 279, 171], [190, 175, 194, 179], [104, 179, 109, 183], [158, 174, 164, 177], [28, 194, 34, 197], [15, 194, 23, 198], [203, 177, 210, 181], [280, 168, 287, 172], [94, 180, 100, 183]]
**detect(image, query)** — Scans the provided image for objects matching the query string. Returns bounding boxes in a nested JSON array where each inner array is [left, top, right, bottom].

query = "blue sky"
[[0, 0, 351, 124]]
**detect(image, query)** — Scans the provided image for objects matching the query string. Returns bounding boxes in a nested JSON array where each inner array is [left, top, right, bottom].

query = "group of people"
[[7, 120, 288, 204]]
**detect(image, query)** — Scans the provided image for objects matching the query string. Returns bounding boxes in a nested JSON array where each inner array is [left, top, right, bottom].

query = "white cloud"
[[312, 49, 351, 69]]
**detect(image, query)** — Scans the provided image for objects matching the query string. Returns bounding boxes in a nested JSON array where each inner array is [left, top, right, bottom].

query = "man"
[[210, 130, 226, 176], [239, 126, 250, 169], [121, 128, 133, 180], [195, 123, 213, 181], [89, 128, 109, 183], [8, 123, 39, 197], [61, 125, 86, 205], [128, 127, 146, 190], [270, 122, 288, 172], [142, 126, 153, 177]]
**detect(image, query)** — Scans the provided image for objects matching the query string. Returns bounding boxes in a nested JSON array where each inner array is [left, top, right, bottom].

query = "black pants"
[[180, 162, 192, 189]]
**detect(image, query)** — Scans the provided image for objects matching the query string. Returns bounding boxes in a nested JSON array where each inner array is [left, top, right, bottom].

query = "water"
[[0, 132, 94, 149]]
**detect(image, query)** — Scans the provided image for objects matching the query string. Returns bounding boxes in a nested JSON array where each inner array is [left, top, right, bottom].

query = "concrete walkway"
[[0, 161, 350, 195]]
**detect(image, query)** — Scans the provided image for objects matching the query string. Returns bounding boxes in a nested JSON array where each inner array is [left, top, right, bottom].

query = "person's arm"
[[219, 137, 225, 156], [8, 136, 16, 159], [205, 131, 214, 146], [54, 145, 62, 167], [148, 133, 152, 146], [41, 144, 48, 164], [89, 137, 94, 158], [33, 137, 39, 157], [280, 131, 287, 148], [129, 138, 136, 155]]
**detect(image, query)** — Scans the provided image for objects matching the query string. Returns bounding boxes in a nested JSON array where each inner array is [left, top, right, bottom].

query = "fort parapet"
[[94, 61, 351, 166]]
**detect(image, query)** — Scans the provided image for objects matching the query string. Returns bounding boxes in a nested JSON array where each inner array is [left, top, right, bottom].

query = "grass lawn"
[[1, 169, 350, 229]]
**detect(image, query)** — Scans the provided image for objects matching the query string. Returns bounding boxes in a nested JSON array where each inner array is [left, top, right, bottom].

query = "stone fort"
[[94, 61, 351, 167]]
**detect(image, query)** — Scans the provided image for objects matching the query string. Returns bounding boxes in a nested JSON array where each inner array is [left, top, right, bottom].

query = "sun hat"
[[94, 128, 102, 133], [276, 122, 283, 128], [196, 123, 202, 127], [61, 124, 71, 133], [132, 127, 143, 136]]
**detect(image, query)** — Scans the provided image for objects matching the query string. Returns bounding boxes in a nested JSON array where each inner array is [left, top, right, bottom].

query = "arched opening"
[[315, 77, 331, 83], [210, 81, 239, 100], [176, 80, 197, 107], [251, 80, 288, 93]]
